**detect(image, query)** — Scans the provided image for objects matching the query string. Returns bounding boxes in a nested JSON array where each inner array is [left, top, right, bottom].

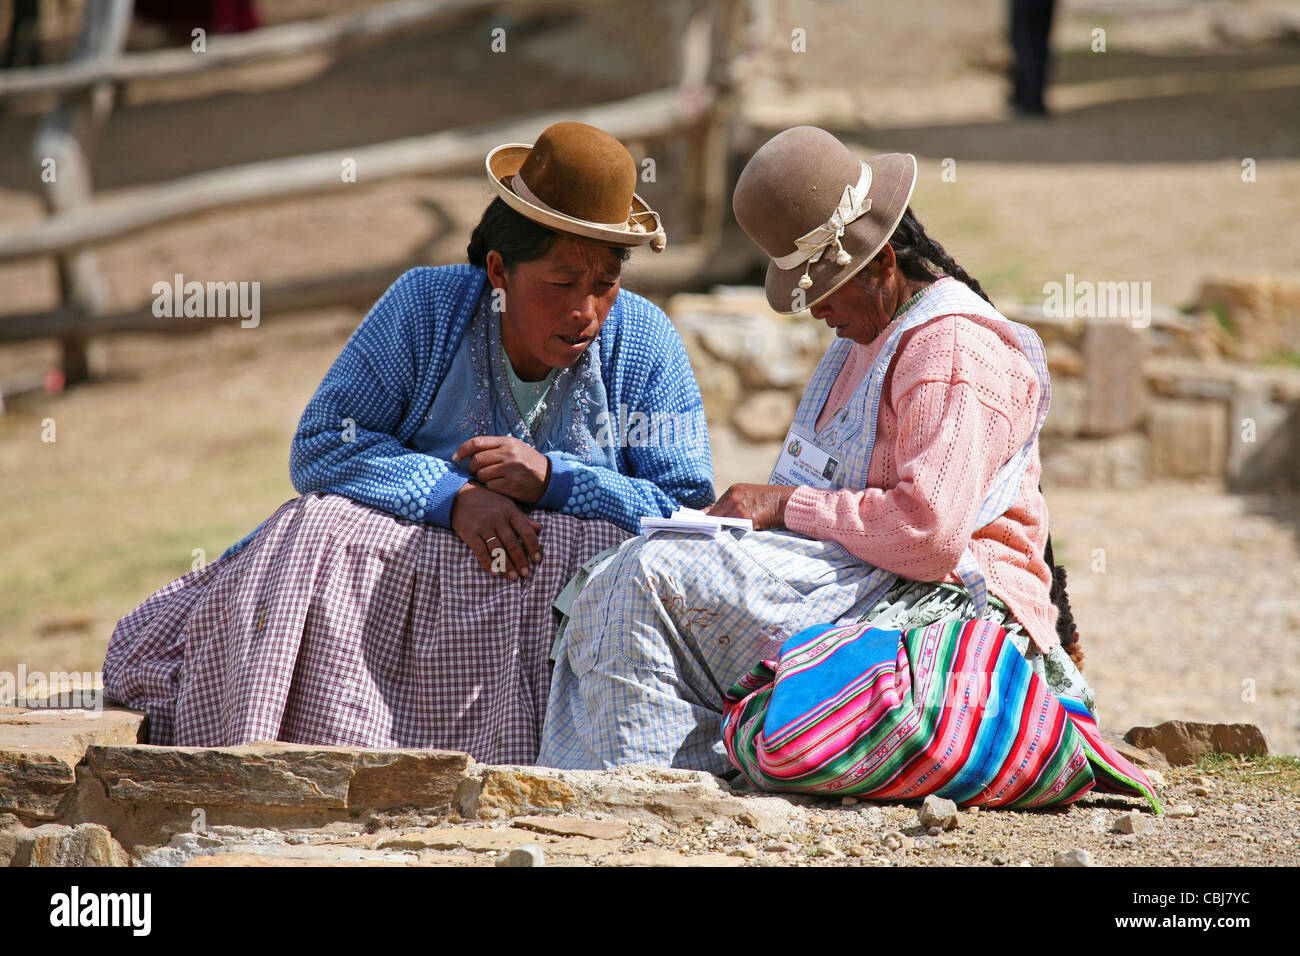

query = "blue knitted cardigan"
[[221, 265, 714, 559]]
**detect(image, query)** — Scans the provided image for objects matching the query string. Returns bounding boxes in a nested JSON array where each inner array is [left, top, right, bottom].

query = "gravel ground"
[[142, 758, 1299, 868], [1047, 485, 1300, 759]]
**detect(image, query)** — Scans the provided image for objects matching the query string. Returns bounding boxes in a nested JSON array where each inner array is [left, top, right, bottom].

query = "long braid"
[[888, 207, 1083, 667], [887, 208, 993, 306]]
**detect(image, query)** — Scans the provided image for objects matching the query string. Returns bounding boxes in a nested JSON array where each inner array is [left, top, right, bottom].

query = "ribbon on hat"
[[511, 172, 666, 251], [771, 162, 873, 290]]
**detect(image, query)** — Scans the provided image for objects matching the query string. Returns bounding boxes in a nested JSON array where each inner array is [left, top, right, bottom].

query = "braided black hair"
[[886, 207, 993, 306], [881, 207, 1083, 662]]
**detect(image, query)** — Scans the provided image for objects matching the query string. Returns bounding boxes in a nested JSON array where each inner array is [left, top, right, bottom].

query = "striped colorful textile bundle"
[[722, 618, 1161, 812]]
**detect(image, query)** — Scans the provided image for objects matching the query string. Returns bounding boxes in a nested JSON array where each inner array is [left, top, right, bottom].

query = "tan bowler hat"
[[733, 127, 917, 313], [486, 121, 666, 252]]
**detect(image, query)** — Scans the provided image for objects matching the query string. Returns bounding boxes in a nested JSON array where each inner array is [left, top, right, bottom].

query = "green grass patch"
[[1260, 349, 1300, 369], [1193, 753, 1300, 793], [1206, 301, 1236, 337]]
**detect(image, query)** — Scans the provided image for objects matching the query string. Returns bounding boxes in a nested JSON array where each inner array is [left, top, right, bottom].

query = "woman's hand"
[[450, 482, 544, 581], [453, 436, 551, 504], [705, 483, 798, 531]]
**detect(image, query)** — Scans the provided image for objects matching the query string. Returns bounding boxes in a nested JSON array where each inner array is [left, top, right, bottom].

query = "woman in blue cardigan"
[[102, 122, 714, 763]]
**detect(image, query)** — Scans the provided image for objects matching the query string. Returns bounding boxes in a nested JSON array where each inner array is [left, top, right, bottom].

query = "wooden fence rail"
[[0, 86, 711, 263], [0, 0, 602, 100], [0, 0, 751, 377]]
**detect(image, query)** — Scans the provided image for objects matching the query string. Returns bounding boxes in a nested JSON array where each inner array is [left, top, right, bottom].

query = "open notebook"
[[639, 507, 753, 537]]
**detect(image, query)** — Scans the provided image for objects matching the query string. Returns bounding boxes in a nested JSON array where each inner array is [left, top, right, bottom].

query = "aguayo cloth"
[[539, 280, 1056, 774], [103, 493, 629, 762], [538, 538, 1087, 774], [722, 618, 1160, 812]]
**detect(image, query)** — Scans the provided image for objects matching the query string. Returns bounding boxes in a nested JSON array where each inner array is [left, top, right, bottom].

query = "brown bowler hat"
[[733, 127, 917, 313], [486, 121, 666, 252]]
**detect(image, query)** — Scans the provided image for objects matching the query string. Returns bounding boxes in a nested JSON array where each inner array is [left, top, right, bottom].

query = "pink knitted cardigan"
[[783, 279, 1060, 654]]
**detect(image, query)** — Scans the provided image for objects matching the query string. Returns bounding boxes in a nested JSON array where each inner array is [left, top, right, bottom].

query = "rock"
[[840, 796, 859, 807], [1197, 276, 1300, 362], [20, 823, 129, 867], [918, 795, 960, 831], [0, 811, 27, 864], [0, 706, 146, 818], [734, 800, 799, 836], [880, 830, 913, 851], [605, 848, 744, 867], [1113, 834, 1140, 847], [1166, 804, 1197, 818], [1082, 320, 1146, 436], [1145, 358, 1241, 402], [812, 839, 842, 858], [495, 845, 545, 867], [1228, 379, 1299, 492], [511, 816, 629, 841], [764, 841, 798, 854], [1041, 378, 1086, 438], [460, 767, 578, 818], [992, 854, 1010, 866], [1101, 730, 1171, 770], [1053, 848, 1094, 867], [1113, 811, 1152, 835], [86, 742, 470, 812], [671, 295, 831, 393], [186, 851, 416, 868], [1124, 721, 1268, 765], [937, 835, 958, 848], [1192, 785, 1212, 797], [1148, 399, 1228, 480], [1146, 770, 1167, 789], [847, 844, 869, 858], [691, 357, 742, 424], [728, 844, 759, 859], [378, 827, 539, 853], [1039, 433, 1149, 488], [1045, 344, 1083, 377], [732, 390, 797, 442]]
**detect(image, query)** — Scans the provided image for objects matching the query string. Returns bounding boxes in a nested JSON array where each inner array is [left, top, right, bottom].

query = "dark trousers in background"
[[1010, 0, 1056, 114]]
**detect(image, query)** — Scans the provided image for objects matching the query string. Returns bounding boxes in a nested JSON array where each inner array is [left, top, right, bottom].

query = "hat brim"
[[763, 152, 918, 314], [486, 143, 663, 249]]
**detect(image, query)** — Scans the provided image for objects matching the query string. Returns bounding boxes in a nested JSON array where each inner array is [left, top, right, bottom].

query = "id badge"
[[769, 424, 841, 489]]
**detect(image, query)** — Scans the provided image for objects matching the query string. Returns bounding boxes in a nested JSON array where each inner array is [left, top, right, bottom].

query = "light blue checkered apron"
[[537, 280, 1052, 773]]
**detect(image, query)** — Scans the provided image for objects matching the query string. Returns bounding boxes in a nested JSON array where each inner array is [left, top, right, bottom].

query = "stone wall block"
[[1148, 399, 1228, 480], [1082, 319, 1146, 436]]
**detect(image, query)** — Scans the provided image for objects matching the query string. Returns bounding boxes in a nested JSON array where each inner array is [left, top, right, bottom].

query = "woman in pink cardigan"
[[539, 128, 1109, 796]]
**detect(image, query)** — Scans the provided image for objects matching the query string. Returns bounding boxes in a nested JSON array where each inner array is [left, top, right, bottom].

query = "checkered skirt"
[[102, 492, 629, 764]]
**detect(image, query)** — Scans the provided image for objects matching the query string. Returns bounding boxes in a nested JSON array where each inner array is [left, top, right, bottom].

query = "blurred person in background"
[[1009, 0, 1056, 116]]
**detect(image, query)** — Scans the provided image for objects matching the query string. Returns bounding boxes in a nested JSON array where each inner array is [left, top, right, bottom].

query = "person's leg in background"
[[1009, 0, 1057, 115]]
